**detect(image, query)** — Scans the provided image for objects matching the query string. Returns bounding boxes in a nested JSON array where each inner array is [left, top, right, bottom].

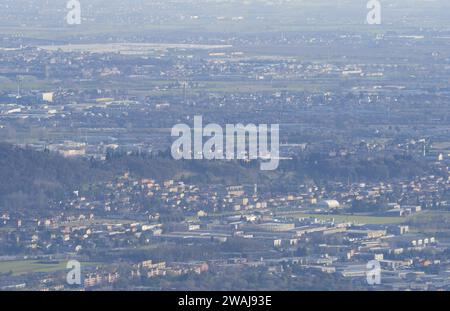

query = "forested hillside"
[[0, 144, 111, 212], [0, 144, 439, 212]]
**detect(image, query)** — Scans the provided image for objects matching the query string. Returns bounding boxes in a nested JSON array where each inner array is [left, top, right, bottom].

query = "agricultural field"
[[277, 211, 407, 225], [0, 260, 101, 276]]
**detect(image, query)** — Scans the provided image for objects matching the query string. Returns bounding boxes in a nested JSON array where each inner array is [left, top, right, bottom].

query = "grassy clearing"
[[0, 260, 102, 276], [278, 212, 406, 225], [407, 211, 450, 232]]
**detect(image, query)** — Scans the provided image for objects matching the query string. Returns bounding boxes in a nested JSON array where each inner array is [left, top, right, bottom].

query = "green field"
[[407, 211, 450, 233], [0, 260, 101, 276], [200, 208, 407, 225], [278, 212, 406, 225]]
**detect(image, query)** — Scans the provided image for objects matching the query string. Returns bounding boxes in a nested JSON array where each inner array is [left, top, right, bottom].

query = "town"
[[1, 0, 450, 291]]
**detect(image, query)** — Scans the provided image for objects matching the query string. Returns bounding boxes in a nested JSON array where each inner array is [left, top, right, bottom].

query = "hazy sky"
[[1, 0, 450, 35]]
